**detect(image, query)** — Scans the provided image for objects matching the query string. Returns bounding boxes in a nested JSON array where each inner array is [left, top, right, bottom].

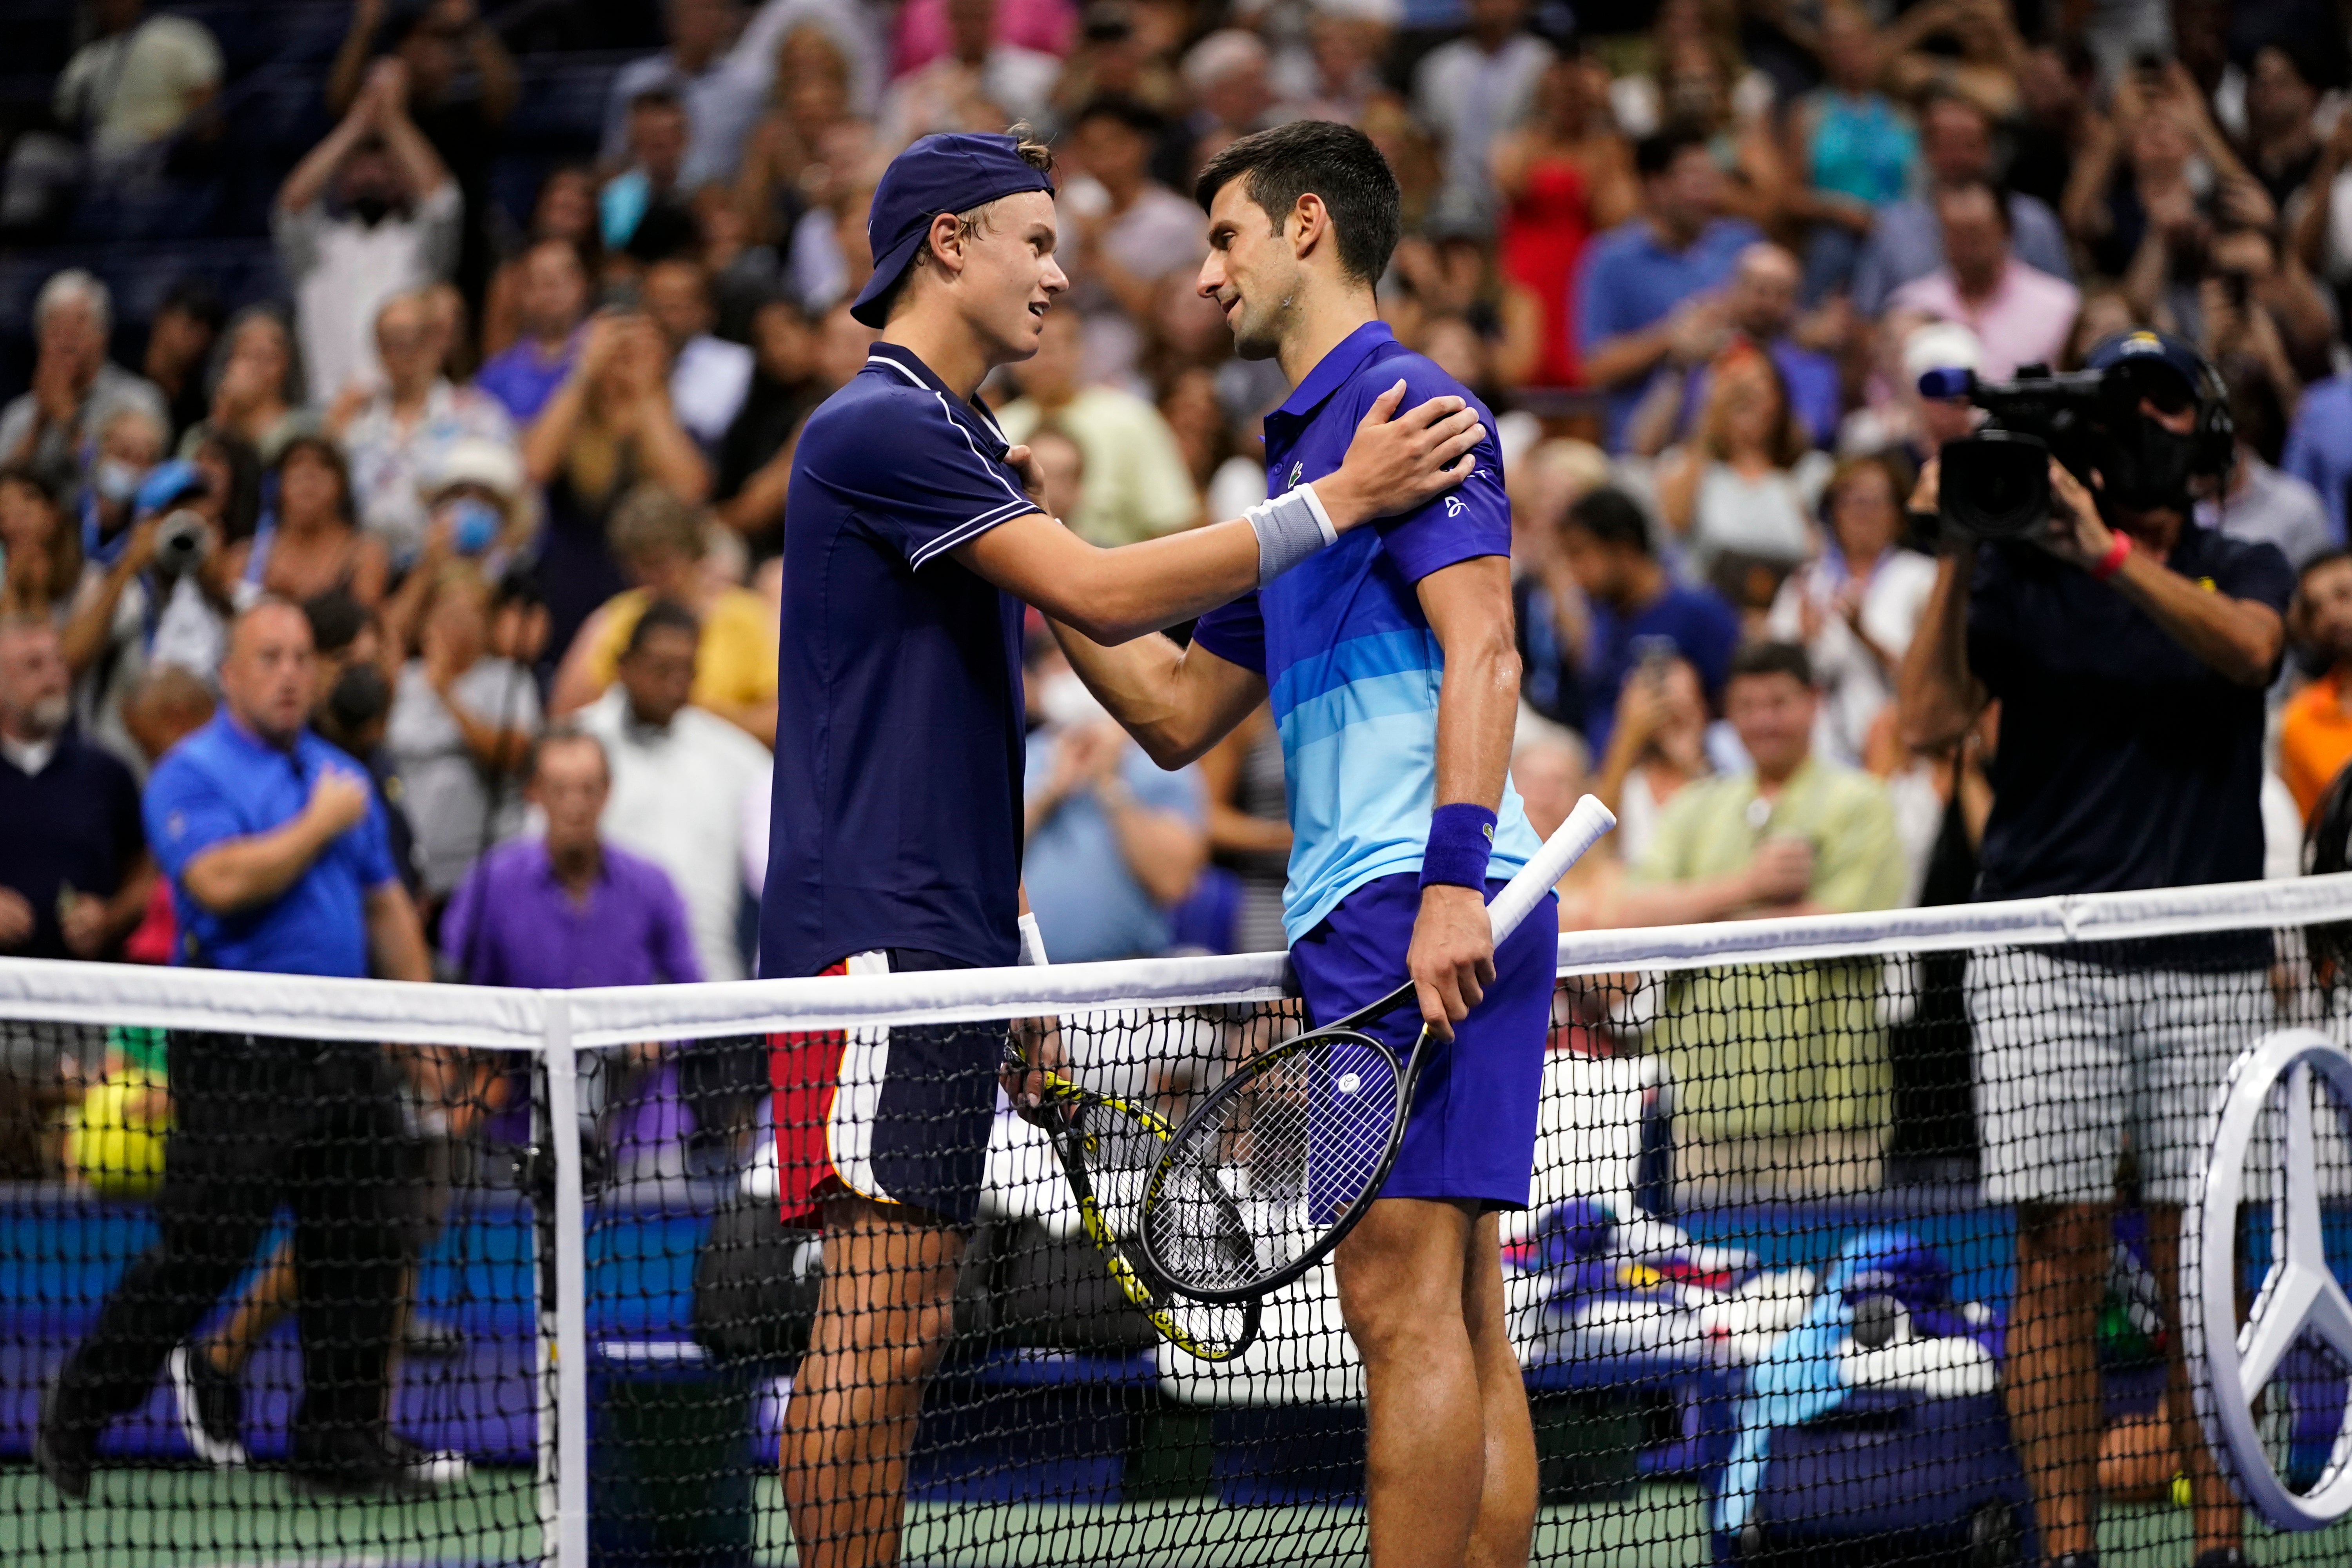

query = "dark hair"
[[2225, 360, 2289, 466], [1934, 178, 2012, 235], [196, 430, 265, 544], [629, 86, 685, 116], [1194, 120, 1403, 286], [1563, 486, 1655, 555], [0, 461, 78, 604], [275, 432, 355, 524], [302, 589, 370, 658], [1071, 93, 1165, 138], [622, 597, 701, 658], [528, 724, 610, 785], [158, 278, 226, 334], [1919, 87, 1993, 131], [2299, 548, 2352, 588], [1634, 127, 1710, 181], [1727, 639, 1815, 688]]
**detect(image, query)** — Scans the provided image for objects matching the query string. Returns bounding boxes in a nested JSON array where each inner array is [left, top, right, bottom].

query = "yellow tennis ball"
[[70, 1077, 169, 1200], [2170, 1474, 2192, 1509]]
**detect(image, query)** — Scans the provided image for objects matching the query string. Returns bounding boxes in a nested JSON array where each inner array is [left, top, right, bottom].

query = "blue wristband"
[[1420, 803, 1497, 891]]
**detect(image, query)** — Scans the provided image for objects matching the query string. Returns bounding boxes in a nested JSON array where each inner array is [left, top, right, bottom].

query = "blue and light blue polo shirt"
[[761, 342, 1037, 980], [145, 711, 398, 976], [1192, 321, 1544, 944]]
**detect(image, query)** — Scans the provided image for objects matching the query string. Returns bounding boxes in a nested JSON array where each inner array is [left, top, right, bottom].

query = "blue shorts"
[[1290, 872, 1556, 1211]]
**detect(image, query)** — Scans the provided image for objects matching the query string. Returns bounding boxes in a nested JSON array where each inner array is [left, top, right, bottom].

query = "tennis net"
[[2, 874, 2351, 1566]]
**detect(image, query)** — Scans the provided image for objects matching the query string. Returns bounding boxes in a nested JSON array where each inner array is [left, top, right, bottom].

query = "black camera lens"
[[1940, 431, 2051, 539]]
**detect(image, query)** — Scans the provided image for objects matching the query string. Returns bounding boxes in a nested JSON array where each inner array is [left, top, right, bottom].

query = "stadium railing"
[[3, 873, 2350, 1566]]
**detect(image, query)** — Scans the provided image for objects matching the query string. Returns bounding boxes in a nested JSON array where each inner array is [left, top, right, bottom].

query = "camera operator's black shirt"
[[1967, 522, 2292, 962]]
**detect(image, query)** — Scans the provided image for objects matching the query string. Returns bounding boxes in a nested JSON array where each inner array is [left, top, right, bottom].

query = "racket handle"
[[1486, 793, 1616, 945]]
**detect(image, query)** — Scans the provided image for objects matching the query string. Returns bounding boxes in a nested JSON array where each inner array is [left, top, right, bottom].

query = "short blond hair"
[[608, 483, 706, 564]]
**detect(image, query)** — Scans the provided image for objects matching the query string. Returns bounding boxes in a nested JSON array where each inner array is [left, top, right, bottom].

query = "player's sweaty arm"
[[1050, 622, 1268, 769], [956, 381, 1483, 645], [1411, 554, 1522, 1038]]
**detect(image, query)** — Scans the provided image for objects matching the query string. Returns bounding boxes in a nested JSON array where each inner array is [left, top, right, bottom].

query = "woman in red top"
[[1492, 55, 1639, 388]]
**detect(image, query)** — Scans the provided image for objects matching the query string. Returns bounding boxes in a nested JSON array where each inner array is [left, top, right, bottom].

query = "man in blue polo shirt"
[[763, 127, 1490, 1566], [1049, 121, 1555, 1568], [1578, 127, 1762, 451], [38, 598, 436, 1503]]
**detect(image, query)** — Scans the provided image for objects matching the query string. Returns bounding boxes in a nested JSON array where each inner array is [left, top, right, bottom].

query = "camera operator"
[[1897, 331, 2291, 1568]]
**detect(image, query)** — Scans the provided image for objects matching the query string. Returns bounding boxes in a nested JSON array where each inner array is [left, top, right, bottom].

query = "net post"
[[544, 995, 591, 1568]]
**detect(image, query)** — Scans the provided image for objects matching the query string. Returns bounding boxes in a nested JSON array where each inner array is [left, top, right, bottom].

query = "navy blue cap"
[[851, 132, 1056, 328], [2083, 328, 2210, 399]]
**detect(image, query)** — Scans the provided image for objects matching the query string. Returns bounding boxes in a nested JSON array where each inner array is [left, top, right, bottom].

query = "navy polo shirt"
[[1191, 320, 1545, 941], [144, 711, 398, 977], [1968, 523, 2293, 913], [761, 342, 1036, 979], [0, 734, 143, 960]]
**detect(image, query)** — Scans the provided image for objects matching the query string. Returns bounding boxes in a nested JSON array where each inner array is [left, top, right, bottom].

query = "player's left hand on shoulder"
[[1408, 883, 1495, 1042]]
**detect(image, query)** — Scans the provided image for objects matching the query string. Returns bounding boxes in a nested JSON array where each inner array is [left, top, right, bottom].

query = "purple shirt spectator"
[[475, 339, 578, 426], [441, 836, 703, 989]]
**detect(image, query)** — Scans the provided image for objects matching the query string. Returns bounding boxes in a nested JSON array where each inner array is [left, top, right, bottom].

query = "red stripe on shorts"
[[768, 958, 851, 1229]]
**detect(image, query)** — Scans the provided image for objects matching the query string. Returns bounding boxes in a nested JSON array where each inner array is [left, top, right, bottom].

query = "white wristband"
[[1017, 911, 1049, 966], [1247, 481, 1339, 586]]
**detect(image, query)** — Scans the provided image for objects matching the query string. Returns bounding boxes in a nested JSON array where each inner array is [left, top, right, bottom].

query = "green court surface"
[[7, 1470, 2351, 1567]]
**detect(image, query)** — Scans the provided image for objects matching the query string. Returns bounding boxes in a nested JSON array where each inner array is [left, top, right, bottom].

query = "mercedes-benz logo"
[[2184, 1027, 2352, 1530]]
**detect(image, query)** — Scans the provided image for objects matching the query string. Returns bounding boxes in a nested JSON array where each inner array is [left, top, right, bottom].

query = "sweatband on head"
[[1420, 802, 1498, 891], [1246, 482, 1337, 586]]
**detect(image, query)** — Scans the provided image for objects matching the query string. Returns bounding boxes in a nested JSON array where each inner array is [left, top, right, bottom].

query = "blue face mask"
[[94, 458, 144, 505], [450, 497, 502, 555]]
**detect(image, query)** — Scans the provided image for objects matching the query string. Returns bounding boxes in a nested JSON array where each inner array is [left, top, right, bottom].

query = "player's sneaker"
[[167, 1344, 249, 1468]]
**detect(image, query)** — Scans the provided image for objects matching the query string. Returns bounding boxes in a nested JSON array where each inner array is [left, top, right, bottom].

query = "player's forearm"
[[1048, 621, 1263, 770], [1042, 521, 1261, 644]]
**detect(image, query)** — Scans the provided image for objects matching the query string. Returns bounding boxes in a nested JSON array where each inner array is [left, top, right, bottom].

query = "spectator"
[[0, 466, 79, 624], [1196, 699, 1291, 956], [997, 309, 1198, 545], [443, 726, 701, 996], [1412, 0, 1553, 233], [1765, 454, 1938, 767], [179, 306, 307, 464], [522, 311, 712, 662], [1057, 95, 1205, 392], [1851, 91, 2074, 318], [325, 0, 518, 308], [2285, 368, 2352, 544], [274, 58, 461, 410], [380, 437, 534, 655], [142, 280, 224, 448], [0, 270, 167, 490], [733, 25, 864, 251], [1637, 639, 1910, 926], [51, 0, 222, 173], [1888, 181, 2082, 382], [36, 599, 434, 1503], [576, 601, 770, 982], [1577, 129, 1763, 450], [244, 436, 390, 612], [65, 452, 240, 704], [601, 0, 767, 193], [334, 291, 519, 567], [481, 167, 603, 361], [1588, 652, 1713, 870], [1627, 241, 1841, 454], [715, 298, 826, 541], [1022, 644, 1210, 962], [115, 664, 216, 964], [1490, 54, 1638, 389], [2241, 45, 2324, 214], [2197, 380, 2333, 569], [2197, 221, 2337, 401], [1781, 2, 1915, 304], [880, 0, 1060, 150], [2282, 550, 2352, 820], [895, 0, 1073, 77], [303, 592, 420, 902], [551, 485, 778, 742], [691, 184, 787, 343], [475, 240, 592, 426], [0, 616, 151, 962], [644, 257, 755, 452], [1521, 485, 1740, 752], [387, 565, 539, 902], [1838, 315, 1986, 470], [1180, 29, 1287, 154], [1655, 344, 1831, 583]]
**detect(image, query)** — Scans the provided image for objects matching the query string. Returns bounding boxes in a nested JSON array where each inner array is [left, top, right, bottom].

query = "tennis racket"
[[1005, 929, 1261, 1361], [1136, 794, 1617, 1305]]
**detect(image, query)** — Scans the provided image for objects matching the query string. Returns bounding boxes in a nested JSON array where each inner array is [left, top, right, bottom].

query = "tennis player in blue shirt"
[[1050, 122, 1554, 1568], [764, 126, 1490, 1567]]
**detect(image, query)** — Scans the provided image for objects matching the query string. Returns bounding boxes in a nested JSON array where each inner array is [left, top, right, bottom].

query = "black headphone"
[[2094, 330, 2235, 476]]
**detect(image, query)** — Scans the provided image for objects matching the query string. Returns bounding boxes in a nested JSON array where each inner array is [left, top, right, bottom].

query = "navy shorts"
[[768, 949, 1002, 1229], [1290, 872, 1556, 1210]]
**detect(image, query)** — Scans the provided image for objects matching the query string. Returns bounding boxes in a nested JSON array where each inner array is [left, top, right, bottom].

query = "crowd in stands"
[[9, 0, 2352, 1185]]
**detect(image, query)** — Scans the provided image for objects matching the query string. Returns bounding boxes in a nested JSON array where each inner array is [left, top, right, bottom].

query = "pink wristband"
[[2089, 533, 2132, 582]]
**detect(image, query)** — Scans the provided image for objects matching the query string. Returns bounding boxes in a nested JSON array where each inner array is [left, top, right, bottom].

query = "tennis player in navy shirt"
[[1050, 121, 1552, 1568], [763, 127, 1490, 1567]]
